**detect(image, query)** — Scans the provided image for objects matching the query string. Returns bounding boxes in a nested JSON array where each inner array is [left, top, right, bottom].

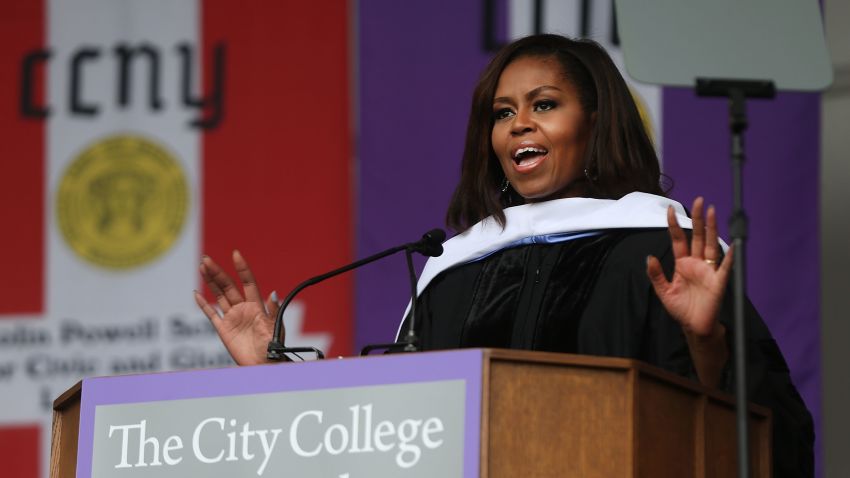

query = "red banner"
[[0, 2, 352, 476]]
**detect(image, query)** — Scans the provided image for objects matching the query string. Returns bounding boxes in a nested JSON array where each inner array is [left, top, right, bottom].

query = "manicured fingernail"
[[271, 290, 280, 305]]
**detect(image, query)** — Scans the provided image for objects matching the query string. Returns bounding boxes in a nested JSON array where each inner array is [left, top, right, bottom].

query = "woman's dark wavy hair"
[[446, 34, 665, 232]]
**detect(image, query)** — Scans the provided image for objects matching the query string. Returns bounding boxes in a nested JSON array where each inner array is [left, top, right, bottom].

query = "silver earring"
[[501, 178, 510, 193]]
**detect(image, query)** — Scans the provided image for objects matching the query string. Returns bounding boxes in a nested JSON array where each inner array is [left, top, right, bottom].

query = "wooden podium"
[[51, 349, 770, 477]]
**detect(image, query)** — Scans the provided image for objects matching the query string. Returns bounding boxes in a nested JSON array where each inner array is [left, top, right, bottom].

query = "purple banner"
[[356, 0, 499, 347], [356, 1, 821, 473]]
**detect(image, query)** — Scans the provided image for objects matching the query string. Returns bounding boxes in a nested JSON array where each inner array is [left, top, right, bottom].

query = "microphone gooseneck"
[[267, 228, 445, 361]]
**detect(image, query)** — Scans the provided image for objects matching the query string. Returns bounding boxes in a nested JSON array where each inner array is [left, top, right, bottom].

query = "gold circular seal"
[[56, 135, 189, 270]]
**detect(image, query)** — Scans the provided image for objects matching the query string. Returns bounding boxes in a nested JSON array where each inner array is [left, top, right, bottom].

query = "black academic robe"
[[398, 229, 814, 477]]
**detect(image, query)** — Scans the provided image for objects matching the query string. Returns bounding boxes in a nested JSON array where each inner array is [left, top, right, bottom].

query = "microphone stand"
[[402, 248, 420, 352], [696, 78, 775, 478], [361, 247, 423, 356], [267, 229, 444, 361]]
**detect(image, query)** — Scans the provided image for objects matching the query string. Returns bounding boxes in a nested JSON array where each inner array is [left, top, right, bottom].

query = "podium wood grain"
[[481, 349, 770, 478], [51, 381, 81, 478]]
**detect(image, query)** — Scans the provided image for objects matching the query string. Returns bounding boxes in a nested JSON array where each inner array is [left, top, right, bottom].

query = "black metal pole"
[[695, 78, 774, 478], [729, 87, 750, 478]]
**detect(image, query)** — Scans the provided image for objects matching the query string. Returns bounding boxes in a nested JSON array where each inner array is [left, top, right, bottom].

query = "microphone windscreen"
[[423, 243, 443, 257], [419, 228, 445, 257], [425, 228, 446, 243]]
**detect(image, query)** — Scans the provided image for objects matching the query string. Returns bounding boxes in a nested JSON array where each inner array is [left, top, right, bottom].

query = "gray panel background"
[[615, 0, 832, 90]]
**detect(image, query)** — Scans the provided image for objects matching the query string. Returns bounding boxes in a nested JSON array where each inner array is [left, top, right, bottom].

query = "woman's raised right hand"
[[194, 250, 281, 366]]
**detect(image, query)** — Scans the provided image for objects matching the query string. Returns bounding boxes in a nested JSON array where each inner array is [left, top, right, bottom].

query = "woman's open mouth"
[[512, 145, 548, 172]]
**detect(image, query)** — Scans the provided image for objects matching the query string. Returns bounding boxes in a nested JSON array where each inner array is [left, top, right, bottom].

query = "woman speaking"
[[194, 34, 813, 477]]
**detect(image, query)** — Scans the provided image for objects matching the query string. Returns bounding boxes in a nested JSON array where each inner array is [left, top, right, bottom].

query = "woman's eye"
[[493, 108, 514, 120], [534, 100, 556, 112]]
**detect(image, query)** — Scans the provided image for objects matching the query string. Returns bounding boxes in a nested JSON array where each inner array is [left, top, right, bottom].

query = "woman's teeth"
[[513, 146, 547, 164]]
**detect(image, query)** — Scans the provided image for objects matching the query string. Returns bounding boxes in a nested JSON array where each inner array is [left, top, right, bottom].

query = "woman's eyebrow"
[[493, 85, 563, 105], [525, 85, 562, 99]]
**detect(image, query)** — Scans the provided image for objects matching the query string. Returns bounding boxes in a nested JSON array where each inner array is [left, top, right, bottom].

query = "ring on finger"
[[705, 258, 718, 267]]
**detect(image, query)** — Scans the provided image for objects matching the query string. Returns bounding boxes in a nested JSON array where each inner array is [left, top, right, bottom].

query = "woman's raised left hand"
[[646, 197, 732, 386], [646, 197, 733, 337]]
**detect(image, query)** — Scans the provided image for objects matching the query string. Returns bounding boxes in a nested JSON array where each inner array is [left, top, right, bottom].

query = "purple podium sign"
[[76, 350, 484, 478]]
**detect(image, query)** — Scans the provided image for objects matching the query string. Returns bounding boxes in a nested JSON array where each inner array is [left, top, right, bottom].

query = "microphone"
[[267, 228, 446, 361], [409, 228, 446, 257]]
